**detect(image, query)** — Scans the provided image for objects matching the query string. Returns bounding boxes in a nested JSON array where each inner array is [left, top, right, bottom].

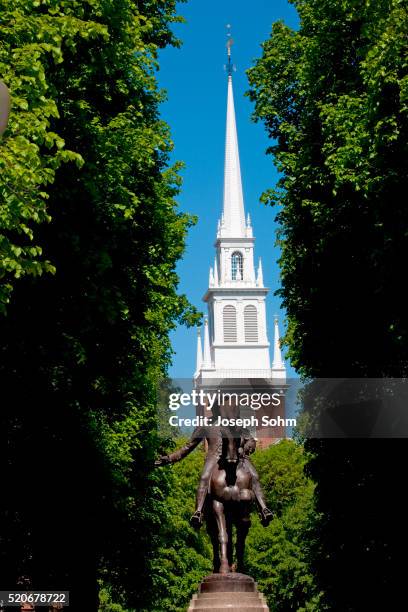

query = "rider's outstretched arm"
[[155, 427, 204, 465]]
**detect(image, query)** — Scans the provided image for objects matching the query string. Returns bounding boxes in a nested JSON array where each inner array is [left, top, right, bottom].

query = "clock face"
[[0, 81, 11, 136]]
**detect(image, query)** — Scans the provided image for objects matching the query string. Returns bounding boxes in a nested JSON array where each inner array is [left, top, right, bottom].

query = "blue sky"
[[158, 0, 299, 378]]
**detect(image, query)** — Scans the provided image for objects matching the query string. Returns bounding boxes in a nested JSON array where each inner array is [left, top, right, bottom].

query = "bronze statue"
[[155, 402, 273, 574]]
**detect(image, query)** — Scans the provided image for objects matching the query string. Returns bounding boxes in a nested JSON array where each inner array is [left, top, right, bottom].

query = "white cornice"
[[215, 237, 255, 246], [203, 287, 269, 302], [212, 343, 270, 349]]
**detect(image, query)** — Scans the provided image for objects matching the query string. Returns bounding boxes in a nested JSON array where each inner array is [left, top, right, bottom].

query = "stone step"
[[187, 573, 270, 612], [195, 592, 261, 599], [189, 593, 268, 611], [189, 605, 268, 612], [192, 596, 266, 605], [199, 573, 256, 594]]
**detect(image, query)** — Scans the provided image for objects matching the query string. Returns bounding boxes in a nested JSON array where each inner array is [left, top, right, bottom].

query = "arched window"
[[244, 305, 258, 342], [223, 305, 237, 342], [231, 251, 243, 280]]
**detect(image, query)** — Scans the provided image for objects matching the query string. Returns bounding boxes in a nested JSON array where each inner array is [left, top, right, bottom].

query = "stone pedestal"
[[187, 573, 269, 611]]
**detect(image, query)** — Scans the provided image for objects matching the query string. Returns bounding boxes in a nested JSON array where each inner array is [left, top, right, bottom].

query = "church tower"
[[194, 37, 286, 443]]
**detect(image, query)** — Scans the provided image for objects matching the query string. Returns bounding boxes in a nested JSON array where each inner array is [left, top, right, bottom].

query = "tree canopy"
[[248, 1, 407, 608], [246, 441, 320, 612], [248, 0, 408, 378], [0, 0, 199, 609]]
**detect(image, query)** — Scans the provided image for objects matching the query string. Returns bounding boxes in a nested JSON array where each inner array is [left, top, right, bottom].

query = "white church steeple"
[[195, 36, 286, 384], [221, 70, 246, 237]]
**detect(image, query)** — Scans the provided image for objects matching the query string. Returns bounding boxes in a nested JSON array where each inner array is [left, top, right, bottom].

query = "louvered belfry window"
[[223, 305, 237, 342], [244, 305, 258, 342]]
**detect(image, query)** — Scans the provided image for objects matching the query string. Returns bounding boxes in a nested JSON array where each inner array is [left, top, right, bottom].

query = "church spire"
[[221, 33, 246, 238]]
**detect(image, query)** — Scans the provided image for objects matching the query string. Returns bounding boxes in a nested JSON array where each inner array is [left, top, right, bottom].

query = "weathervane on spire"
[[225, 24, 236, 76]]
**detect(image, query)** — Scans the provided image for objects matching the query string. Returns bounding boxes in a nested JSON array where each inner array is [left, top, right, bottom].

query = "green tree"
[[0, 0, 198, 610], [248, 1, 407, 608], [248, 0, 408, 377], [152, 439, 212, 612], [0, 0, 89, 311], [246, 441, 321, 612]]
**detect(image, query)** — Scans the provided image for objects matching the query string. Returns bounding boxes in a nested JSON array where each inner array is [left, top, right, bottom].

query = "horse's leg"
[[212, 499, 230, 574], [207, 515, 220, 573], [244, 459, 273, 525], [191, 456, 217, 528], [226, 510, 234, 569], [236, 504, 251, 574]]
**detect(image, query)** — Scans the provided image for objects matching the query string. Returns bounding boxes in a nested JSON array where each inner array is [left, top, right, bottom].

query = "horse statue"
[[155, 402, 272, 574], [205, 433, 256, 573]]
